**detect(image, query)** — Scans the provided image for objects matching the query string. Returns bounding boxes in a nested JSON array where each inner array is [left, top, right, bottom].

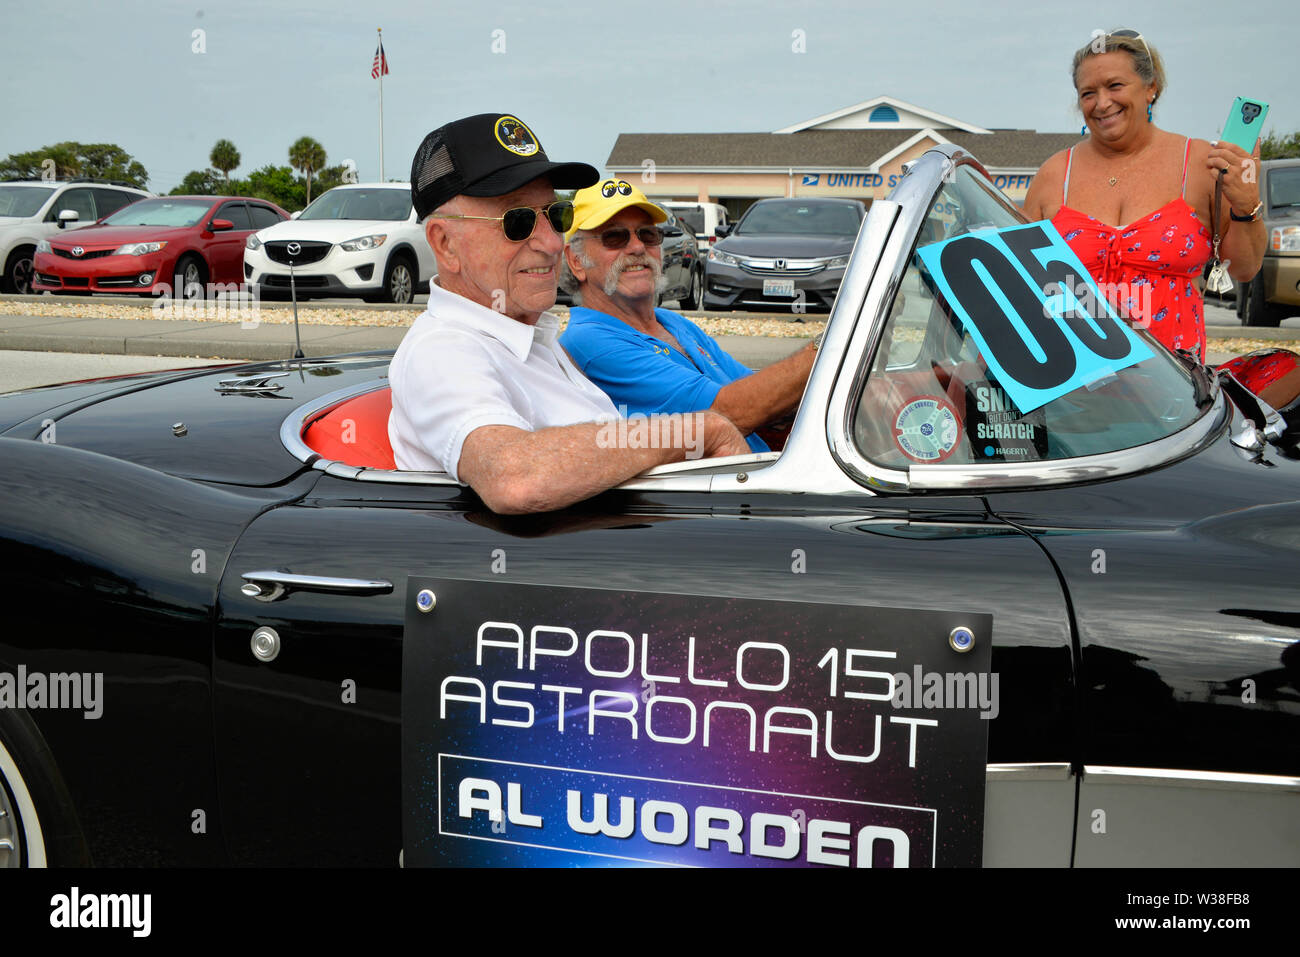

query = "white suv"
[[244, 183, 435, 304], [0, 180, 151, 293], [661, 201, 730, 257]]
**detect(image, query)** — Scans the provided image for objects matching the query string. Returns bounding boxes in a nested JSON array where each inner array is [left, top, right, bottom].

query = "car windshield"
[[0, 185, 56, 218], [101, 199, 211, 227], [1267, 167, 1300, 210], [298, 188, 413, 221], [850, 164, 1209, 470], [737, 202, 860, 236]]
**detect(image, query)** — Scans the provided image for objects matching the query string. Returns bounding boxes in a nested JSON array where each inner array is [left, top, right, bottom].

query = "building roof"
[[943, 130, 1081, 169], [774, 95, 990, 134], [607, 129, 1080, 172]]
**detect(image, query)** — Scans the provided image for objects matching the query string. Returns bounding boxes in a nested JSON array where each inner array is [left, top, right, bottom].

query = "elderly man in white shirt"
[[388, 113, 748, 513]]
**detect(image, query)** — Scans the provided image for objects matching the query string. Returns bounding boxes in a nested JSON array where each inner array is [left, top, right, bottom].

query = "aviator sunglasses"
[[430, 200, 574, 242]]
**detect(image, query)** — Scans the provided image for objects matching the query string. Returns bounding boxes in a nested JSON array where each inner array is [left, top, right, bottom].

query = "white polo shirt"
[[388, 284, 618, 480]]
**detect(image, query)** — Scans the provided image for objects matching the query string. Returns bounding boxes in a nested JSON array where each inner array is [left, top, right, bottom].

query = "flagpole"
[[377, 27, 385, 181]]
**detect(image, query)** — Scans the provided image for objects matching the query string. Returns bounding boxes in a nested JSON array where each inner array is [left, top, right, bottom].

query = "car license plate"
[[764, 279, 795, 297]]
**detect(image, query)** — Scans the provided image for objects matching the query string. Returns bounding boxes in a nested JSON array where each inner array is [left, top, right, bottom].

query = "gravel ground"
[[0, 298, 827, 338], [3, 299, 1297, 356]]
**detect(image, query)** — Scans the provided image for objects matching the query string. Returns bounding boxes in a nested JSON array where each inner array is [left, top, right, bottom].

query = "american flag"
[[371, 40, 389, 79]]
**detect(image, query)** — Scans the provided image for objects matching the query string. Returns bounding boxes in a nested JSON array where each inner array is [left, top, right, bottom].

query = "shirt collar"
[[571, 305, 684, 343], [427, 283, 559, 362]]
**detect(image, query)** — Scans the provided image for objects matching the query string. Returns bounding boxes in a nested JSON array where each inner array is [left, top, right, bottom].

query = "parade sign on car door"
[[403, 579, 993, 867]]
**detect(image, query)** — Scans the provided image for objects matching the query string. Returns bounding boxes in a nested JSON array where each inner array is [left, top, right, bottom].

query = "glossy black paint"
[[987, 405, 1300, 777], [28, 357, 390, 486], [0, 363, 241, 435], [0, 437, 320, 864]]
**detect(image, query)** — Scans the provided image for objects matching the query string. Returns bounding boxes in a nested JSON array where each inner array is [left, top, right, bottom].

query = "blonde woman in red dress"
[[1024, 30, 1265, 361]]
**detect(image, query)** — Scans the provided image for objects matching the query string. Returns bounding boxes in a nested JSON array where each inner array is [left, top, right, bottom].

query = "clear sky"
[[3, 0, 1295, 192]]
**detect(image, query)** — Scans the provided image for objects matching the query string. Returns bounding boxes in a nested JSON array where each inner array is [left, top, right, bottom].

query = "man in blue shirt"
[[559, 180, 817, 453]]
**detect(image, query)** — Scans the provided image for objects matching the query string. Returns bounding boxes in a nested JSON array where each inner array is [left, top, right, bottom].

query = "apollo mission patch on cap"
[[410, 112, 598, 218], [493, 116, 539, 157]]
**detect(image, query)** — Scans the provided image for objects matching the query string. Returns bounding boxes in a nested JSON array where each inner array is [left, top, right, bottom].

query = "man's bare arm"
[[457, 412, 749, 514], [709, 342, 816, 435]]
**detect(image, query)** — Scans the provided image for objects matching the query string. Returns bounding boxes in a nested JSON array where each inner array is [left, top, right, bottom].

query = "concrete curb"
[[0, 314, 815, 366]]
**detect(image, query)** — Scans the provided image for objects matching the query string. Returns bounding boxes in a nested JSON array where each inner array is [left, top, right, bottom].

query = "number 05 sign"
[[917, 222, 1155, 414]]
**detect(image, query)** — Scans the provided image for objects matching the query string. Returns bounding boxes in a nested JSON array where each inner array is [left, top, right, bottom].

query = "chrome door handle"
[[240, 570, 394, 602]]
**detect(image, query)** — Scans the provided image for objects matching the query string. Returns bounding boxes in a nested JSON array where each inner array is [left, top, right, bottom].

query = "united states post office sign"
[[402, 579, 993, 867]]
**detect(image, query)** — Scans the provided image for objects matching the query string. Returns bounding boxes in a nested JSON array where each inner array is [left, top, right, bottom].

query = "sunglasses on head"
[[430, 200, 574, 242], [593, 225, 664, 250], [1107, 28, 1152, 65]]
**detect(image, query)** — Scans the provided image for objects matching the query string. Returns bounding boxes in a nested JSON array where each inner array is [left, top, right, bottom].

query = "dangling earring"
[[1081, 124, 1088, 136], [1147, 101, 1153, 121]]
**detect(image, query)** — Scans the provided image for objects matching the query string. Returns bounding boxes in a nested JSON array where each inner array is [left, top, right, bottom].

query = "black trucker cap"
[[410, 112, 599, 219]]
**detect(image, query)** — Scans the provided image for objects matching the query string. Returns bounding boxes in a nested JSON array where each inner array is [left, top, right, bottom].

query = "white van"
[[661, 201, 730, 255]]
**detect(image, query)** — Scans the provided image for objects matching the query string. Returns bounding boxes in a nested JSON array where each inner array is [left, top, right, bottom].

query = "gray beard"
[[602, 254, 668, 299]]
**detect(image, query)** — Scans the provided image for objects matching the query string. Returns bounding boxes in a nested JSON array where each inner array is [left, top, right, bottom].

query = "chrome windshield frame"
[[823, 145, 1228, 494]]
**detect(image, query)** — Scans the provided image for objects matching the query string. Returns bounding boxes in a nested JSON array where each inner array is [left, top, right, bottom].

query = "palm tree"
[[209, 139, 241, 185], [289, 137, 327, 204]]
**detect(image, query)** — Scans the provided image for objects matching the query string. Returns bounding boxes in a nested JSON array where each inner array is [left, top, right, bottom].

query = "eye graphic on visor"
[[600, 180, 634, 198]]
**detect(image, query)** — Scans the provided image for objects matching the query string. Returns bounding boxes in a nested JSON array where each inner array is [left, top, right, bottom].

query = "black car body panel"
[[2, 357, 388, 486], [0, 439, 322, 864], [988, 422, 1300, 777]]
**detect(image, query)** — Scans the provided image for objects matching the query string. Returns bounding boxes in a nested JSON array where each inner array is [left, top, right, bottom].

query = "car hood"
[[254, 219, 406, 242], [46, 223, 198, 245], [714, 234, 856, 258], [0, 354, 392, 487]]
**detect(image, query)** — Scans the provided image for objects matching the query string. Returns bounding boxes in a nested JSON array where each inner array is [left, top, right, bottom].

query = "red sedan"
[[32, 196, 289, 296]]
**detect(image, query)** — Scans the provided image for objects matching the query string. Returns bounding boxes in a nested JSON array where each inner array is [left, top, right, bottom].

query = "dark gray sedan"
[[704, 197, 864, 312]]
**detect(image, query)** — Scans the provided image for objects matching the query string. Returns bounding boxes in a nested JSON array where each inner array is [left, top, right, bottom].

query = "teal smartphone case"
[[1221, 97, 1270, 152]]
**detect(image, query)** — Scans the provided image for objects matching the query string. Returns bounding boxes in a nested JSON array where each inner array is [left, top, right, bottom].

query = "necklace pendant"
[[1108, 176, 1118, 187]]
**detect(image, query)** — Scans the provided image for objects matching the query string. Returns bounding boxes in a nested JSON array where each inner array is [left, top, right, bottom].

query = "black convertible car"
[[2, 147, 1297, 868]]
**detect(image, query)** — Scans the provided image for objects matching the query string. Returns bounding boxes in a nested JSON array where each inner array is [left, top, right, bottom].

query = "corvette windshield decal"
[[916, 221, 1154, 414]]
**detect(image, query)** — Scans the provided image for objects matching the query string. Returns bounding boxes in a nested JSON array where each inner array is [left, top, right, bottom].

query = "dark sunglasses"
[[594, 225, 664, 250], [431, 200, 574, 242]]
